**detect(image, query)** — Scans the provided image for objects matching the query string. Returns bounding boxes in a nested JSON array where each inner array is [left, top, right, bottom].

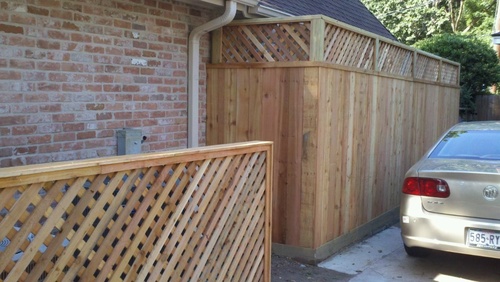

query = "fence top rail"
[[225, 14, 460, 68], [0, 141, 273, 188]]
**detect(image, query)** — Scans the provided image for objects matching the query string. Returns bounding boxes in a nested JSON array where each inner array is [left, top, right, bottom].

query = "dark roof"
[[258, 0, 397, 41]]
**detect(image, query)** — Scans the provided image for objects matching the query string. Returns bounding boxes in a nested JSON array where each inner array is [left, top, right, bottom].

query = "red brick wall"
[[0, 0, 215, 167]]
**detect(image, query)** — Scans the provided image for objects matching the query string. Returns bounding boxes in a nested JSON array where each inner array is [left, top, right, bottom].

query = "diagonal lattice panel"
[[0, 142, 272, 282], [324, 24, 375, 70], [441, 62, 459, 85], [378, 42, 413, 77], [215, 17, 459, 86], [222, 23, 311, 63], [415, 53, 440, 82]]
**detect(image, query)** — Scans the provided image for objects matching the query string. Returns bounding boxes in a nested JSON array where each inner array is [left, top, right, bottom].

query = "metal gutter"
[[187, 1, 237, 148]]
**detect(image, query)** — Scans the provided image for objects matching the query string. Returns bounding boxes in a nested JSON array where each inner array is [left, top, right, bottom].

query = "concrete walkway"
[[319, 226, 500, 281]]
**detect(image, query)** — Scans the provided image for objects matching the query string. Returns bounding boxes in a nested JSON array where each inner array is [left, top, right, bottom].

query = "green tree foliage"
[[415, 34, 500, 108], [362, 0, 496, 45], [461, 0, 496, 35], [362, 0, 448, 45]]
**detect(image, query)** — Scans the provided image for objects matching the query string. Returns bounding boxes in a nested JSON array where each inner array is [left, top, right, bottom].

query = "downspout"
[[188, 1, 237, 148]]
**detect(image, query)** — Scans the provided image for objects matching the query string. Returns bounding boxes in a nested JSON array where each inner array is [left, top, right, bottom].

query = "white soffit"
[[177, 0, 292, 18]]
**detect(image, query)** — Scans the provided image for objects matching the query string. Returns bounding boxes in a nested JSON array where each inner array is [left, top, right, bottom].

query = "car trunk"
[[418, 159, 500, 220]]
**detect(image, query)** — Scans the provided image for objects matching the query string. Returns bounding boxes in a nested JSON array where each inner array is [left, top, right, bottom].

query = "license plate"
[[467, 229, 500, 250]]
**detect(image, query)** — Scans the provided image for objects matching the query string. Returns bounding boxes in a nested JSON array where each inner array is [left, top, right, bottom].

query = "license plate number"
[[467, 229, 500, 250]]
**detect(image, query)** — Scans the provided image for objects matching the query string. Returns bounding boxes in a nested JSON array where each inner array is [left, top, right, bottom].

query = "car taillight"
[[402, 177, 450, 198]]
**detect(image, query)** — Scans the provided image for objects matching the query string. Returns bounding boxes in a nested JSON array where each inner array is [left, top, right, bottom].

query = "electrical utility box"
[[117, 128, 142, 155]]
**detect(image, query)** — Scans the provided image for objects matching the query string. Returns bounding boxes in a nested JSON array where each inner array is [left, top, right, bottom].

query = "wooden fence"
[[207, 64, 459, 261], [212, 15, 460, 87], [475, 94, 500, 121], [0, 142, 272, 282], [208, 15, 460, 261]]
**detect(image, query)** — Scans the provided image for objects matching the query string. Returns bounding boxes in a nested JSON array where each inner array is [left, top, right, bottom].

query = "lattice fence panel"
[[415, 53, 440, 82], [441, 61, 460, 85], [378, 42, 413, 77], [0, 142, 272, 282], [221, 23, 311, 63], [323, 23, 375, 70]]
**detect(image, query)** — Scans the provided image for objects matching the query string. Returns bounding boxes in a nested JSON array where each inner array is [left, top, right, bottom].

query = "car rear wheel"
[[404, 244, 431, 257]]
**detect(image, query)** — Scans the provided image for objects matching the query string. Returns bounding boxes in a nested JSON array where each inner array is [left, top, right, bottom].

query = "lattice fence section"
[[323, 23, 375, 70], [0, 142, 272, 282], [221, 23, 311, 63], [441, 61, 460, 85], [415, 53, 440, 82], [378, 42, 413, 77]]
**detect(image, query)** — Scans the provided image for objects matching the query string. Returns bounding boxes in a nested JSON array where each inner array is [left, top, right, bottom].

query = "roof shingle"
[[258, 0, 397, 41]]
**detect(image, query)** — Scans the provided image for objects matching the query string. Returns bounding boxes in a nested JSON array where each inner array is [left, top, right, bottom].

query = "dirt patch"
[[271, 254, 353, 281]]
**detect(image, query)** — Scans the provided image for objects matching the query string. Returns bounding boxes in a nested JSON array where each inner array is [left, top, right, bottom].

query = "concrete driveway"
[[319, 226, 500, 282]]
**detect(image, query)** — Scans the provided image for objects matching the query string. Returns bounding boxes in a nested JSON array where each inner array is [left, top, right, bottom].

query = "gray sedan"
[[400, 121, 500, 259]]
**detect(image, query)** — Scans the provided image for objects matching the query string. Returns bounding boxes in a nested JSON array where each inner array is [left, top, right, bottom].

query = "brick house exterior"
[[0, 0, 394, 167], [0, 0, 216, 167]]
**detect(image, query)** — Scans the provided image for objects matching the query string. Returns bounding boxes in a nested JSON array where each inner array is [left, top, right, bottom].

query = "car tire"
[[404, 244, 431, 257]]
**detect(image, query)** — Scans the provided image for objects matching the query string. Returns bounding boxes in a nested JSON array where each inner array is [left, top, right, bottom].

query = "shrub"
[[415, 34, 500, 109]]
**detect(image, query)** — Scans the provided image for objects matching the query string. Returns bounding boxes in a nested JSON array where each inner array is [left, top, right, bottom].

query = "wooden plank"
[[0, 142, 273, 187], [248, 68, 262, 140], [259, 67, 284, 243], [236, 68, 250, 141], [263, 145, 272, 282], [206, 68, 220, 144], [315, 67, 331, 245], [226, 67, 238, 141], [300, 67, 319, 248], [282, 68, 303, 246]]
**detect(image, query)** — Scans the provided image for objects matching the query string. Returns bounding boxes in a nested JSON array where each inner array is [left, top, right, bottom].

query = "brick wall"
[[0, 0, 216, 167]]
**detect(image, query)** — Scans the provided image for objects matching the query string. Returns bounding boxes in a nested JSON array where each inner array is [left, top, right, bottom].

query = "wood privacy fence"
[[212, 15, 460, 86], [0, 142, 272, 282], [208, 15, 460, 262], [475, 95, 500, 121]]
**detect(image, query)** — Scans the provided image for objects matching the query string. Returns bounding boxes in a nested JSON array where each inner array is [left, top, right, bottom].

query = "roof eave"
[[176, 0, 260, 10], [249, 5, 295, 17]]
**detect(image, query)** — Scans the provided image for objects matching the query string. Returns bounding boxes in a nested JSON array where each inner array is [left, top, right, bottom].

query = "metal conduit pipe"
[[187, 1, 237, 148]]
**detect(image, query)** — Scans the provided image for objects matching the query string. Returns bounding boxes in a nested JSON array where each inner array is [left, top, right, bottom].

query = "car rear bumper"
[[400, 195, 500, 259]]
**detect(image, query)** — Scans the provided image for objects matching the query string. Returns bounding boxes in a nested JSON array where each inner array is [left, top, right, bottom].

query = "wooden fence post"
[[211, 28, 223, 64], [413, 51, 418, 80], [438, 60, 443, 83], [310, 17, 325, 61], [374, 38, 380, 71]]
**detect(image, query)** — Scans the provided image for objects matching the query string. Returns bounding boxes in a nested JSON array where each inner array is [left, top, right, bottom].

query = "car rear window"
[[429, 130, 500, 160]]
